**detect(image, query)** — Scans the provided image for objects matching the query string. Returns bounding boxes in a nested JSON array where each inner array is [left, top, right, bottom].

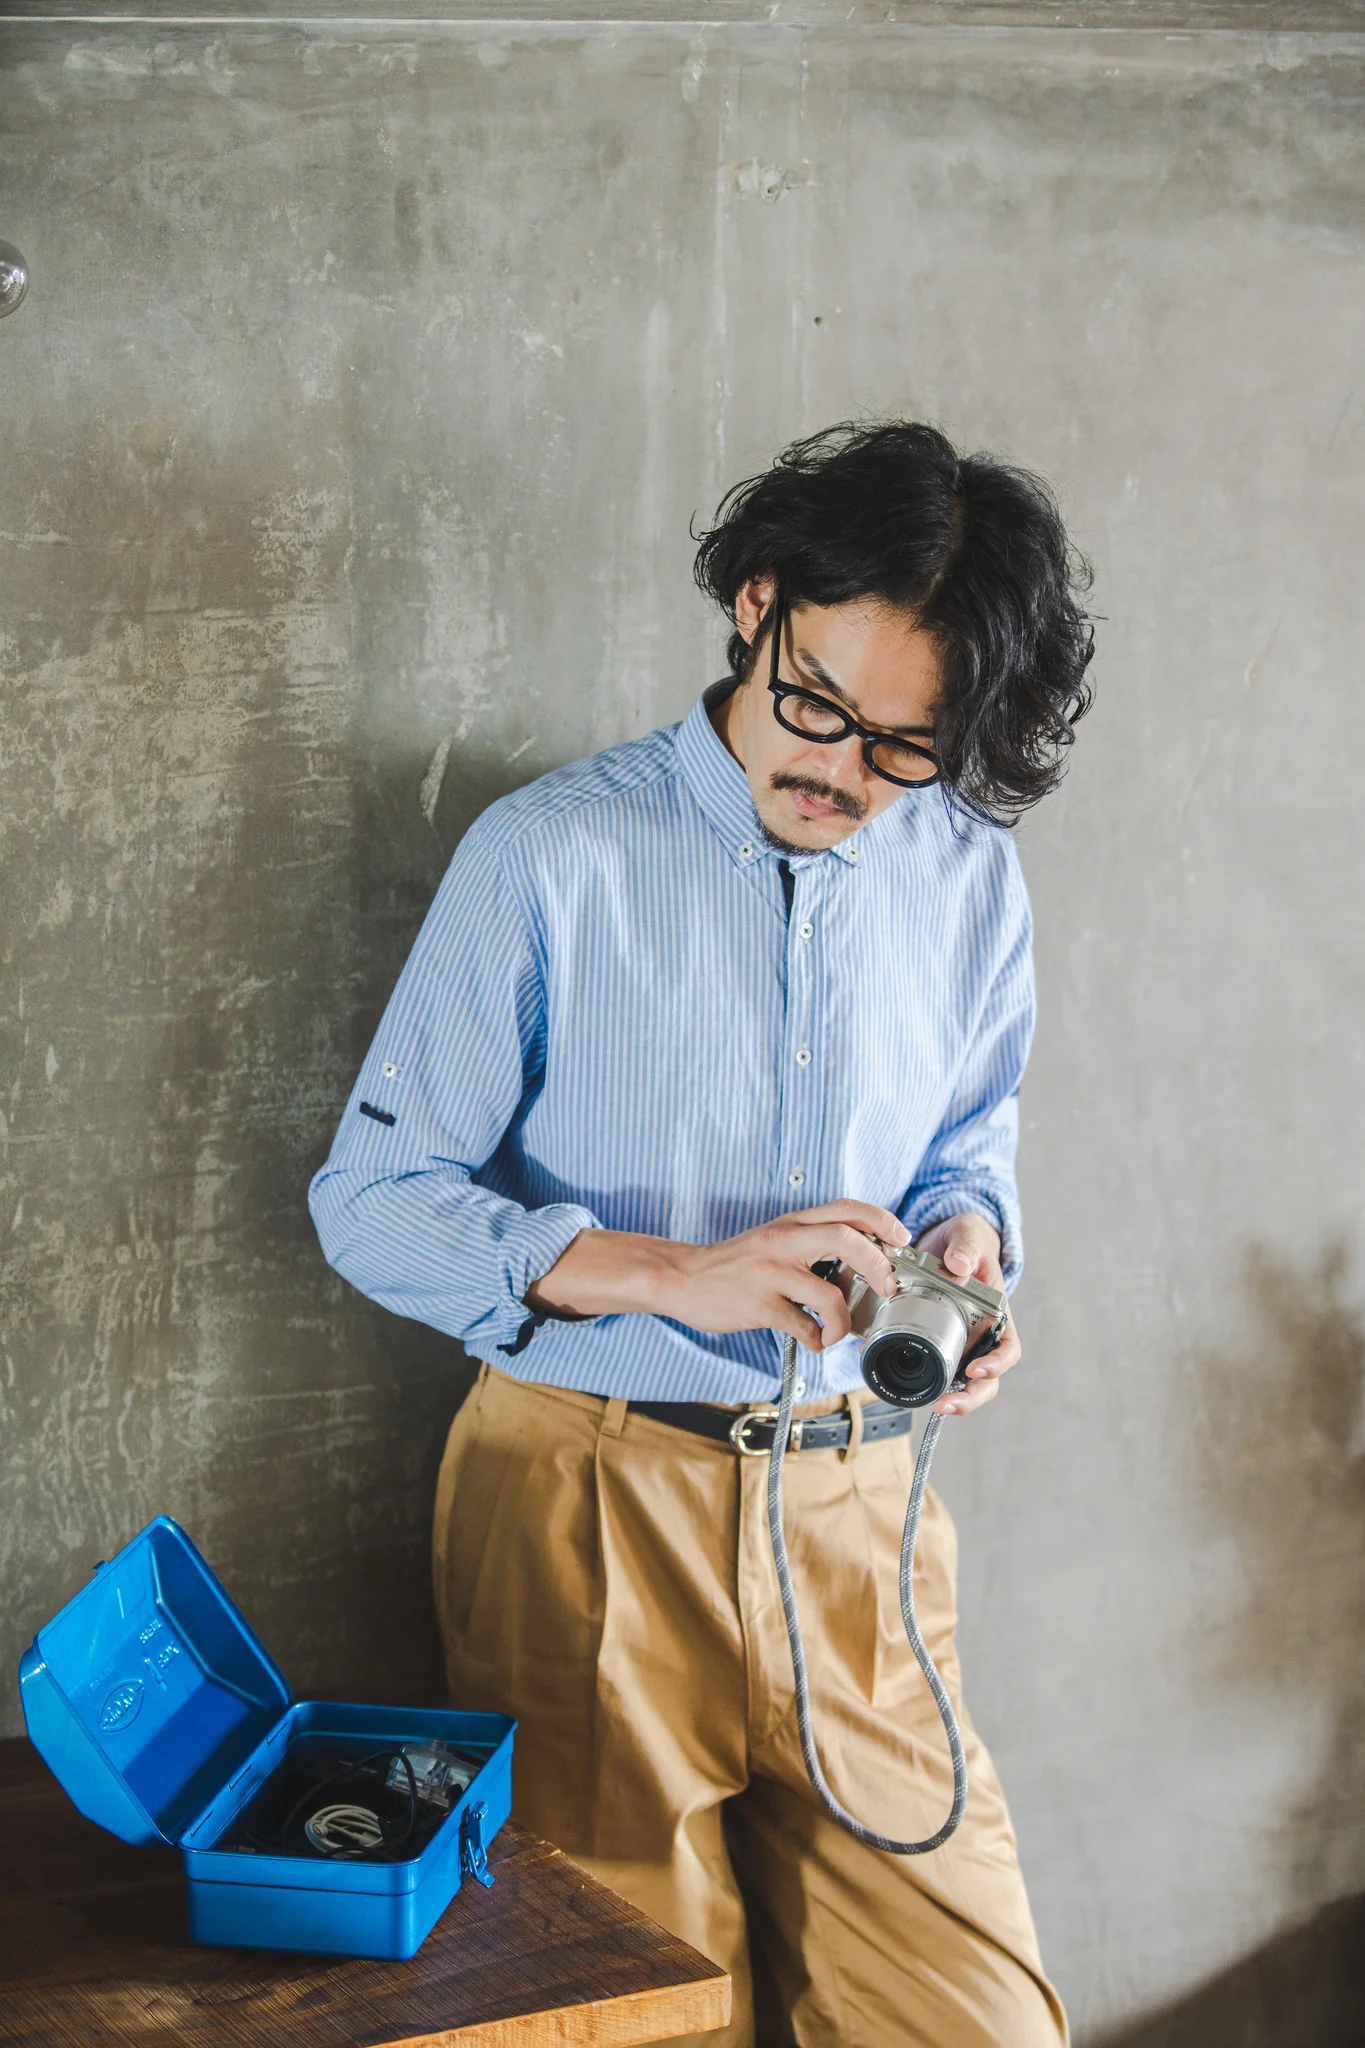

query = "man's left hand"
[[912, 1212, 1020, 1418]]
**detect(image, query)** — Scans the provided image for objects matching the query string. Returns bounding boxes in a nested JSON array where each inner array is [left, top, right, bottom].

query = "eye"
[[786, 690, 848, 736], [868, 736, 939, 783]]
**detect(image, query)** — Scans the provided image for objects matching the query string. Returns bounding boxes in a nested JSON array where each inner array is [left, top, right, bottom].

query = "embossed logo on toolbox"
[[99, 1679, 144, 1730]]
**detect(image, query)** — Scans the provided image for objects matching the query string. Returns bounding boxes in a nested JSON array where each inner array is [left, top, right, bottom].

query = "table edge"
[[371, 1971, 733, 2047]]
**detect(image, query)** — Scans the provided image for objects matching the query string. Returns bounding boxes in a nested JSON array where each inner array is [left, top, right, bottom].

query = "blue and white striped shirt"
[[309, 686, 1035, 1405]]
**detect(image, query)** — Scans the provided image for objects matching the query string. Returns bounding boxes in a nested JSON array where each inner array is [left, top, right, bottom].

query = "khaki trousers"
[[433, 1364, 1067, 2048]]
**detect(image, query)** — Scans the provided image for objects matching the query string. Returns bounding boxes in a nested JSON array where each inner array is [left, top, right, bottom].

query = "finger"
[[761, 1222, 897, 1299], [916, 1212, 1001, 1279], [770, 1301, 827, 1351], [780, 1200, 910, 1247], [940, 1224, 990, 1280], [935, 1373, 1000, 1418], [814, 1224, 898, 1296], [965, 1323, 1021, 1381], [778, 1273, 852, 1345]]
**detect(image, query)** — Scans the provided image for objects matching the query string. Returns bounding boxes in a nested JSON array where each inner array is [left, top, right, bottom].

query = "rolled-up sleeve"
[[308, 814, 599, 1351], [897, 861, 1035, 1291]]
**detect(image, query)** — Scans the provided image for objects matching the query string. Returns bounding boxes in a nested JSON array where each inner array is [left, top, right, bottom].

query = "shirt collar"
[[674, 683, 868, 871]]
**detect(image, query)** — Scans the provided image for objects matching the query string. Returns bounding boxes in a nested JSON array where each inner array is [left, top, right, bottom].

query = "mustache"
[[769, 772, 868, 822]]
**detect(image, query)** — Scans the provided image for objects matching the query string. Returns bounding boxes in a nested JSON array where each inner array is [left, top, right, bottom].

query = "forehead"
[[788, 597, 942, 729]]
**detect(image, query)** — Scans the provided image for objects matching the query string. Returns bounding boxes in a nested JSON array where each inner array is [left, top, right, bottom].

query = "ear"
[[734, 576, 777, 647]]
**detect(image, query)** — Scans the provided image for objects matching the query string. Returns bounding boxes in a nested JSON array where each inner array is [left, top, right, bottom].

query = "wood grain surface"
[[0, 1740, 730, 2047]]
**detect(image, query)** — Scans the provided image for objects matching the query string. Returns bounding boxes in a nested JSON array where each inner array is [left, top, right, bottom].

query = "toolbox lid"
[[18, 1515, 291, 1849]]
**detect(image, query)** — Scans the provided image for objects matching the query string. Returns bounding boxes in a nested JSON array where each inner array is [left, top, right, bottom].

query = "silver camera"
[[843, 1245, 1009, 1408]]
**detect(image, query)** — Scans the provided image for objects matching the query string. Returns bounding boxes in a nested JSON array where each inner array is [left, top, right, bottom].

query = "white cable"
[[766, 1332, 968, 1854], [304, 1803, 385, 1855]]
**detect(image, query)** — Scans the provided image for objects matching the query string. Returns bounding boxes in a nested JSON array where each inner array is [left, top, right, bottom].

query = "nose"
[[809, 733, 873, 790]]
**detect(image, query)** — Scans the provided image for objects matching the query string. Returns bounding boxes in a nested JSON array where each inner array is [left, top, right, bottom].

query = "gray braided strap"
[[765, 1333, 968, 1855]]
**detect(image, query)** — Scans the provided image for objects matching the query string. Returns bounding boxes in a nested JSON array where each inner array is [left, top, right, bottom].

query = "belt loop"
[[599, 1395, 628, 1440], [840, 1389, 865, 1463]]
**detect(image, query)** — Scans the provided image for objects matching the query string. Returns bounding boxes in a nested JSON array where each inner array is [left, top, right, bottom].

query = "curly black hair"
[[692, 420, 1095, 826]]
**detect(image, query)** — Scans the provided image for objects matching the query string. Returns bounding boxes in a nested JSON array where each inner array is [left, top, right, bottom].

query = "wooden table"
[[0, 1740, 730, 2046]]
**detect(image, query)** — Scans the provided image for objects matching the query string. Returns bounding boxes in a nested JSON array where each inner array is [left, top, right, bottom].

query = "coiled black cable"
[[249, 1747, 420, 1861], [766, 1332, 968, 1854]]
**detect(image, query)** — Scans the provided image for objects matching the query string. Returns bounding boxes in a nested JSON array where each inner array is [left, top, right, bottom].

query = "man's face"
[[712, 579, 944, 854]]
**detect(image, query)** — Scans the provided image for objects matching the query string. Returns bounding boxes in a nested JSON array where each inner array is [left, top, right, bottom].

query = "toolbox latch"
[[459, 1801, 495, 1889]]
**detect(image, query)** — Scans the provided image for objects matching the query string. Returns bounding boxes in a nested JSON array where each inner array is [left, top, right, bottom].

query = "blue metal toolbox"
[[17, 1514, 515, 1959]]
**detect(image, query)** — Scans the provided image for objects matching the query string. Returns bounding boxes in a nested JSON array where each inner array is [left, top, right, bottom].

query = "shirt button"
[[798, 920, 814, 941], [847, 845, 861, 861], [795, 1047, 811, 1067], [794, 1379, 807, 1399], [381, 1062, 401, 1078], [738, 841, 754, 859], [788, 1167, 806, 1187]]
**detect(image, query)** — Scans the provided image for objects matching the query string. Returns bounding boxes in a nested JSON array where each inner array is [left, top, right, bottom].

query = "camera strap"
[[767, 1332, 969, 1856]]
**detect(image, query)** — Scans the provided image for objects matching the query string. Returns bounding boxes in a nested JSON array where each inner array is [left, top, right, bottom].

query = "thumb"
[[941, 1234, 978, 1279]]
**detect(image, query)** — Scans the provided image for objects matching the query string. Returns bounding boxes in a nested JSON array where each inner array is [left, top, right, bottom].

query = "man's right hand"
[[526, 1202, 908, 1351]]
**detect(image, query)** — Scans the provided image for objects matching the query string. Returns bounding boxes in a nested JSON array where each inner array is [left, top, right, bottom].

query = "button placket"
[[779, 860, 824, 1199]]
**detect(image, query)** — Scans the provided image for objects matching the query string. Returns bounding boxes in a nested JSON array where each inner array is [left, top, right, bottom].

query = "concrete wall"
[[2, 17, 1363, 2041]]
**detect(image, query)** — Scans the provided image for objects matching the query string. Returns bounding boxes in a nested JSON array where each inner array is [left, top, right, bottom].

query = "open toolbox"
[[18, 1514, 515, 1959]]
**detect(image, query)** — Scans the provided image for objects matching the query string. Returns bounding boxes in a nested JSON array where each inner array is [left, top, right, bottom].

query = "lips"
[[790, 790, 845, 821]]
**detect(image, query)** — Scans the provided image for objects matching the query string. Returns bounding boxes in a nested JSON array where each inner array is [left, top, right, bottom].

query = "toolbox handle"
[[459, 1801, 495, 1889]]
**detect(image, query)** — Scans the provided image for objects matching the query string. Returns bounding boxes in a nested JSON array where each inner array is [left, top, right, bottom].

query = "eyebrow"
[[791, 642, 937, 740]]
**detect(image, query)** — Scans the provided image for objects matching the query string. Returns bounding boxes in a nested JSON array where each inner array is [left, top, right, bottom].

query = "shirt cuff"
[[491, 1201, 601, 1353], [898, 1183, 1023, 1292]]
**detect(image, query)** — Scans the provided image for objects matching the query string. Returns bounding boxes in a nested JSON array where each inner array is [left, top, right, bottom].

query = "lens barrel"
[[861, 1332, 951, 1407], [858, 1290, 967, 1409]]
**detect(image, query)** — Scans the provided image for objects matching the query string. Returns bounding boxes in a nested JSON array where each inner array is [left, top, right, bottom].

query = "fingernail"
[[941, 1401, 960, 1414]]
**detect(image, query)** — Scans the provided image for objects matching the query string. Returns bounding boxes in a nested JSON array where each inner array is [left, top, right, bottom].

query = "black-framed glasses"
[[765, 589, 941, 789]]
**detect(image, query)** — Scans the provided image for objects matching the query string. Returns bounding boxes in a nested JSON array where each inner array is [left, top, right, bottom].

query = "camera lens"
[[861, 1331, 951, 1409]]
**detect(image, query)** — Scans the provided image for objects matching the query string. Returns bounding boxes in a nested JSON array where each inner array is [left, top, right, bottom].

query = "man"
[[310, 421, 1094, 2046]]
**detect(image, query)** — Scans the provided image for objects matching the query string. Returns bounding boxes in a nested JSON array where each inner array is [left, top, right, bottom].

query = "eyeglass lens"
[[773, 688, 938, 783]]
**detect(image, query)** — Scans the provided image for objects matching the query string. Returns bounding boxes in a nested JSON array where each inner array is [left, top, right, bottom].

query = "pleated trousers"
[[433, 1363, 1068, 2048]]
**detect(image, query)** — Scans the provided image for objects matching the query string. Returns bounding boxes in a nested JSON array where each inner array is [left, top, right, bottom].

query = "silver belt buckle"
[[728, 1406, 803, 1457]]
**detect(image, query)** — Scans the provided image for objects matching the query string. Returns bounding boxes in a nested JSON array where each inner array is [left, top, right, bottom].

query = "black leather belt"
[[627, 1397, 915, 1456]]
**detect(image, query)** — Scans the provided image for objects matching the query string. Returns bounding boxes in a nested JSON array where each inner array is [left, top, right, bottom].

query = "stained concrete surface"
[[2, 20, 1364, 2041], [1096, 1890, 1365, 2048]]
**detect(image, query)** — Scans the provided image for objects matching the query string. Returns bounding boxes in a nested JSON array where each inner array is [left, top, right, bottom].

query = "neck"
[[708, 678, 747, 767]]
